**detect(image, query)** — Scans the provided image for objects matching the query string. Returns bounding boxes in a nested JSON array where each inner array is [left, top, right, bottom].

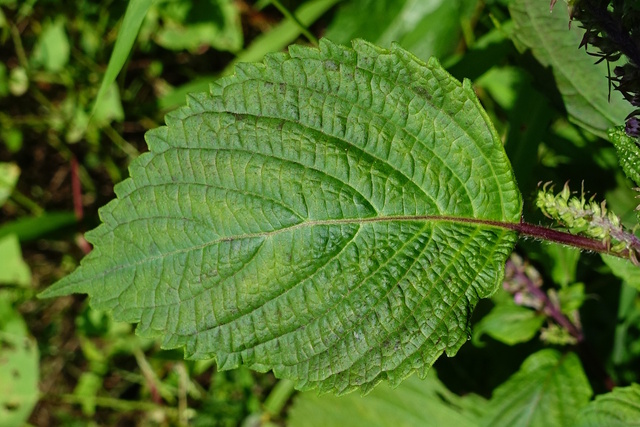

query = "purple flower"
[[625, 116, 640, 137]]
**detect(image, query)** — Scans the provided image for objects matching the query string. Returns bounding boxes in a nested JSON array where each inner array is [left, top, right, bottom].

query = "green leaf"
[[473, 304, 545, 346], [161, 0, 340, 110], [0, 300, 39, 427], [41, 39, 522, 394], [0, 235, 31, 287], [572, 384, 640, 427], [288, 371, 484, 427], [602, 254, 640, 291], [152, 0, 243, 53], [0, 162, 20, 206], [219, 0, 340, 76], [545, 245, 581, 288], [326, 0, 477, 62], [480, 349, 592, 427], [31, 16, 70, 72], [92, 0, 153, 117], [509, 0, 631, 138], [557, 283, 585, 314], [0, 211, 77, 242]]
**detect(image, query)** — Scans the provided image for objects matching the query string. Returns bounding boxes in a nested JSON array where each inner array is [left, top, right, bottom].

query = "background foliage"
[[1, 0, 639, 425]]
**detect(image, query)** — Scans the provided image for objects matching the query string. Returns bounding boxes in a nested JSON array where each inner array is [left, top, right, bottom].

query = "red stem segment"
[[510, 221, 610, 253]]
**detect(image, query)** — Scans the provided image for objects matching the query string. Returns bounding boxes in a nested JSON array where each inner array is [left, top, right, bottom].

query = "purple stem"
[[507, 259, 584, 342]]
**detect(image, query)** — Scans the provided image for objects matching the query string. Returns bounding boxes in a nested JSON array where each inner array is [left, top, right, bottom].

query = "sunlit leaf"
[[41, 39, 522, 394], [326, 0, 477, 62]]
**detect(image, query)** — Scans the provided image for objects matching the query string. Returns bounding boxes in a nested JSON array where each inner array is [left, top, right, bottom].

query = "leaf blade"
[[509, 0, 631, 138], [42, 39, 522, 393], [572, 384, 640, 427]]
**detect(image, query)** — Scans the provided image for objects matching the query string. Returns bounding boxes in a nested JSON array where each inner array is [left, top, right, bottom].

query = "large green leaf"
[[41, 39, 522, 394], [288, 370, 485, 427], [572, 383, 640, 427], [480, 349, 592, 427], [509, 0, 631, 138]]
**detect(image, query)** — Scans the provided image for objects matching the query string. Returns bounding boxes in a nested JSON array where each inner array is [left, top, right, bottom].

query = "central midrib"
[[217, 214, 519, 242]]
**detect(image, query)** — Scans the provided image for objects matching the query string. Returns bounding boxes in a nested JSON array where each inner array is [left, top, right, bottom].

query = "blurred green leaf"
[[220, 0, 340, 75], [31, 16, 70, 72], [92, 0, 153, 118], [0, 211, 77, 242], [0, 62, 8, 96], [158, 74, 216, 111], [152, 0, 242, 52], [92, 82, 125, 126], [447, 23, 515, 82], [477, 67, 553, 193], [473, 304, 545, 346], [288, 371, 484, 427], [326, 0, 476, 62], [480, 350, 592, 427], [0, 128, 23, 153], [573, 384, 640, 427], [160, 0, 340, 111], [0, 234, 31, 287], [73, 372, 102, 417], [509, 0, 630, 138], [545, 245, 581, 288], [557, 283, 585, 314], [0, 162, 20, 206], [8, 66, 27, 96], [0, 301, 39, 427], [602, 255, 640, 291]]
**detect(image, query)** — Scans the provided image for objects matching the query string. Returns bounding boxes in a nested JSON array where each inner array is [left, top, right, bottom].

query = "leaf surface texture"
[[573, 383, 640, 427], [42, 39, 521, 393]]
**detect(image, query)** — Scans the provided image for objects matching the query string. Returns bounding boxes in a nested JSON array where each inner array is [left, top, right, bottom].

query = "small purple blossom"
[[625, 116, 640, 137]]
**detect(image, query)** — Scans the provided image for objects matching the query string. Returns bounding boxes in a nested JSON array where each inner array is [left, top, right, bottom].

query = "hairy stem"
[[507, 220, 640, 263]]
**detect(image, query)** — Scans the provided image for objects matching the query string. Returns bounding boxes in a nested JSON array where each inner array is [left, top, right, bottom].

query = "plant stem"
[[524, 276, 583, 342], [263, 379, 295, 417], [506, 258, 583, 342], [509, 220, 639, 263], [269, 0, 319, 46], [54, 393, 180, 416], [511, 221, 609, 252]]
